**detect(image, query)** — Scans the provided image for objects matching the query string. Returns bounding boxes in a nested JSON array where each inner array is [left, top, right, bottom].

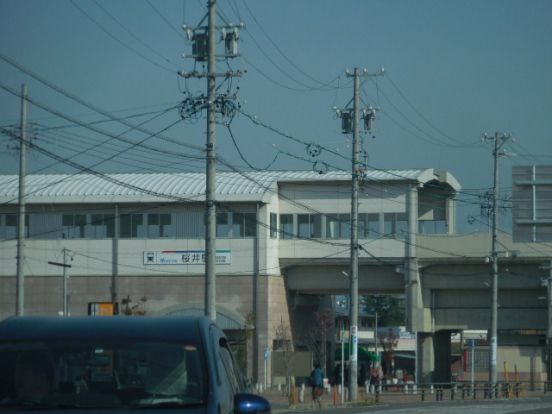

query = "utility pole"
[[483, 131, 513, 397], [541, 261, 552, 388], [16, 84, 27, 316], [548, 262, 552, 389], [349, 68, 361, 402], [48, 248, 73, 316], [180, 1, 244, 321], [204, 0, 217, 321], [335, 67, 383, 401]]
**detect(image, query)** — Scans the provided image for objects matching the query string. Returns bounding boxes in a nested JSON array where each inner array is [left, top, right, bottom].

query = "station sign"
[[143, 250, 231, 265]]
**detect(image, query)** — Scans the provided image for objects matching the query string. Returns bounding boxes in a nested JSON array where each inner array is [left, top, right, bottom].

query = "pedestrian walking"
[[310, 362, 324, 410]]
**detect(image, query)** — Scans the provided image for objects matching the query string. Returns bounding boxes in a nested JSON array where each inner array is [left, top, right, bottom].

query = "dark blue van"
[[0, 316, 270, 413]]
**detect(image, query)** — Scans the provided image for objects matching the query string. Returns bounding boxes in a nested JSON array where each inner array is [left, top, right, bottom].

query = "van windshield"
[[0, 340, 207, 410]]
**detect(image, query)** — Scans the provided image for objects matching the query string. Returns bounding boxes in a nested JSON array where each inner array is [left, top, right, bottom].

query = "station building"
[[0, 168, 550, 385]]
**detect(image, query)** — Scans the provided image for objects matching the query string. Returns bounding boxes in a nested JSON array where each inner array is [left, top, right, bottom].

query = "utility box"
[[192, 33, 208, 62]]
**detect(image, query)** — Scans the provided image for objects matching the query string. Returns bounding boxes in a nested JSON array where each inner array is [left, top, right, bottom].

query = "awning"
[[335, 344, 379, 361]]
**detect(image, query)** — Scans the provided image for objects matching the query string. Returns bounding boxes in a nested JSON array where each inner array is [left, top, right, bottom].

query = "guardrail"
[[261, 381, 552, 408], [372, 380, 552, 403]]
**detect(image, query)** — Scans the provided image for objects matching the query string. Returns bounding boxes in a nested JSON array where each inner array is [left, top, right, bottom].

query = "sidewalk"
[[261, 387, 383, 412], [260, 386, 552, 412]]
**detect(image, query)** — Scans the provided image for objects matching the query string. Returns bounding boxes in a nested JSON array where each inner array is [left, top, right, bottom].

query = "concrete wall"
[[278, 182, 407, 214], [0, 274, 255, 319]]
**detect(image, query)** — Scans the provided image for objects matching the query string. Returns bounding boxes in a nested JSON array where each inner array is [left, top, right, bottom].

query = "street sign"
[[351, 325, 358, 362]]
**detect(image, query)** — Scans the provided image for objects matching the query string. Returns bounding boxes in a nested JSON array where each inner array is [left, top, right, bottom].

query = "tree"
[[302, 310, 333, 376], [364, 295, 405, 327], [379, 328, 399, 377], [273, 317, 295, 401]]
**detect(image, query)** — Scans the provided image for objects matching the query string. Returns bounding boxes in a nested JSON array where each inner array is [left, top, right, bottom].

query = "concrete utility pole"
[[548, 263, 552, 388], [48, 248, 73, 317], [180, 1, 243, 321], [62, 248, 71, 316], [204, 0, 217, 321], [483, 131, 513, 397], [335, 68, 382, 401], [349, 68, 361, 402], [111, 204, 119, 307], [541, 261, 552, 387], [16, 84, 27, 316]]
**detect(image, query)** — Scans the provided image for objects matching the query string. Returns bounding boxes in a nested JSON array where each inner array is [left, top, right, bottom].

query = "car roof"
[[0, 316, 215, 343]]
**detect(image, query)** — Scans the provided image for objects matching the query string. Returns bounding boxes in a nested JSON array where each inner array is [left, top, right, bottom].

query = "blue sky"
[[0, 0, 551, 233]]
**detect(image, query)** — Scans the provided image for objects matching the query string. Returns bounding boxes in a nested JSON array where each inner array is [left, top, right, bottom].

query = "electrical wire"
[[91, 0, 180, 68], [225, 124, 262, 170], [0, 114, 189, 205], [146, 0, 187, 40], [0, 52, 204, 154], [237, 106, 511, 207], [37, 126, 201, 168], [69, 0, 176, 73], [240, 0, 341, 90], [0, 56, 517, 252], [39, 106, 178, 132], [384, 73, 480, 147], [0, 52, 497, 211], [363, 84, 480, 149], [0, 97, 185, 193], [0, 101, 180, 125]]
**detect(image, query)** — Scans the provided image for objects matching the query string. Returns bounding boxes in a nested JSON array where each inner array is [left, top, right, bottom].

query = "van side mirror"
[[234, 393, 271, 414]]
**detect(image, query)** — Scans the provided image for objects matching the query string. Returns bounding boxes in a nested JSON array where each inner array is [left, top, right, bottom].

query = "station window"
[[359, 213, 380, 238], [418, 220, 447, 234], [90, 214, 115, 238], [269, 213, 277, 239], [62, 214, 86, 239], [147, 213, 172, 238], [326, 214, 351, 239], [120, 214, 143, 238], [384, 213, 408, 238], [279, 214, 293, 239], [216, 212, 229, 238], [2, 214, 29, 238], [232, 212, 256, 238], [298, 214, 322, 239], [339, 214, 350, 239]]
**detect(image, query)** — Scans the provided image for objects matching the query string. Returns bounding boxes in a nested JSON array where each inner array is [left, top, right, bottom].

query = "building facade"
[[1, 169, 550, 384]]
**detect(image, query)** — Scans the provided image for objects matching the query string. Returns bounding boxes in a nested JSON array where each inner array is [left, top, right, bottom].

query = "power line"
[[240, 0, 341, 89], [237, 106, 511, 207], [69, 0, 176, 73], [0, 54, 511, 242], [384, 73, 480, 147], [38, 106, 178, 131], [0, 52, 204, 154], [0, 111, 187, 205], [363, 84, 480, 149], [0, 101, 180, 124], [91, 0, 180, 67], [0, 105, 181, 189], [146, 0, 187, 40]]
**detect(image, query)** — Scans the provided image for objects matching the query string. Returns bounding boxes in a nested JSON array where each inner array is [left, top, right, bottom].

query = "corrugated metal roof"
[[0, 169, 460, 204]]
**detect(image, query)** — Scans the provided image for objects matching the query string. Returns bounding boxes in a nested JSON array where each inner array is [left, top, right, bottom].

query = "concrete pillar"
[[405, 185, 421, 332], [417, 332, 435, 384], [434, 330, 452, 384], [406, 259, 424, 333], [446, 198, 456, 234]]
